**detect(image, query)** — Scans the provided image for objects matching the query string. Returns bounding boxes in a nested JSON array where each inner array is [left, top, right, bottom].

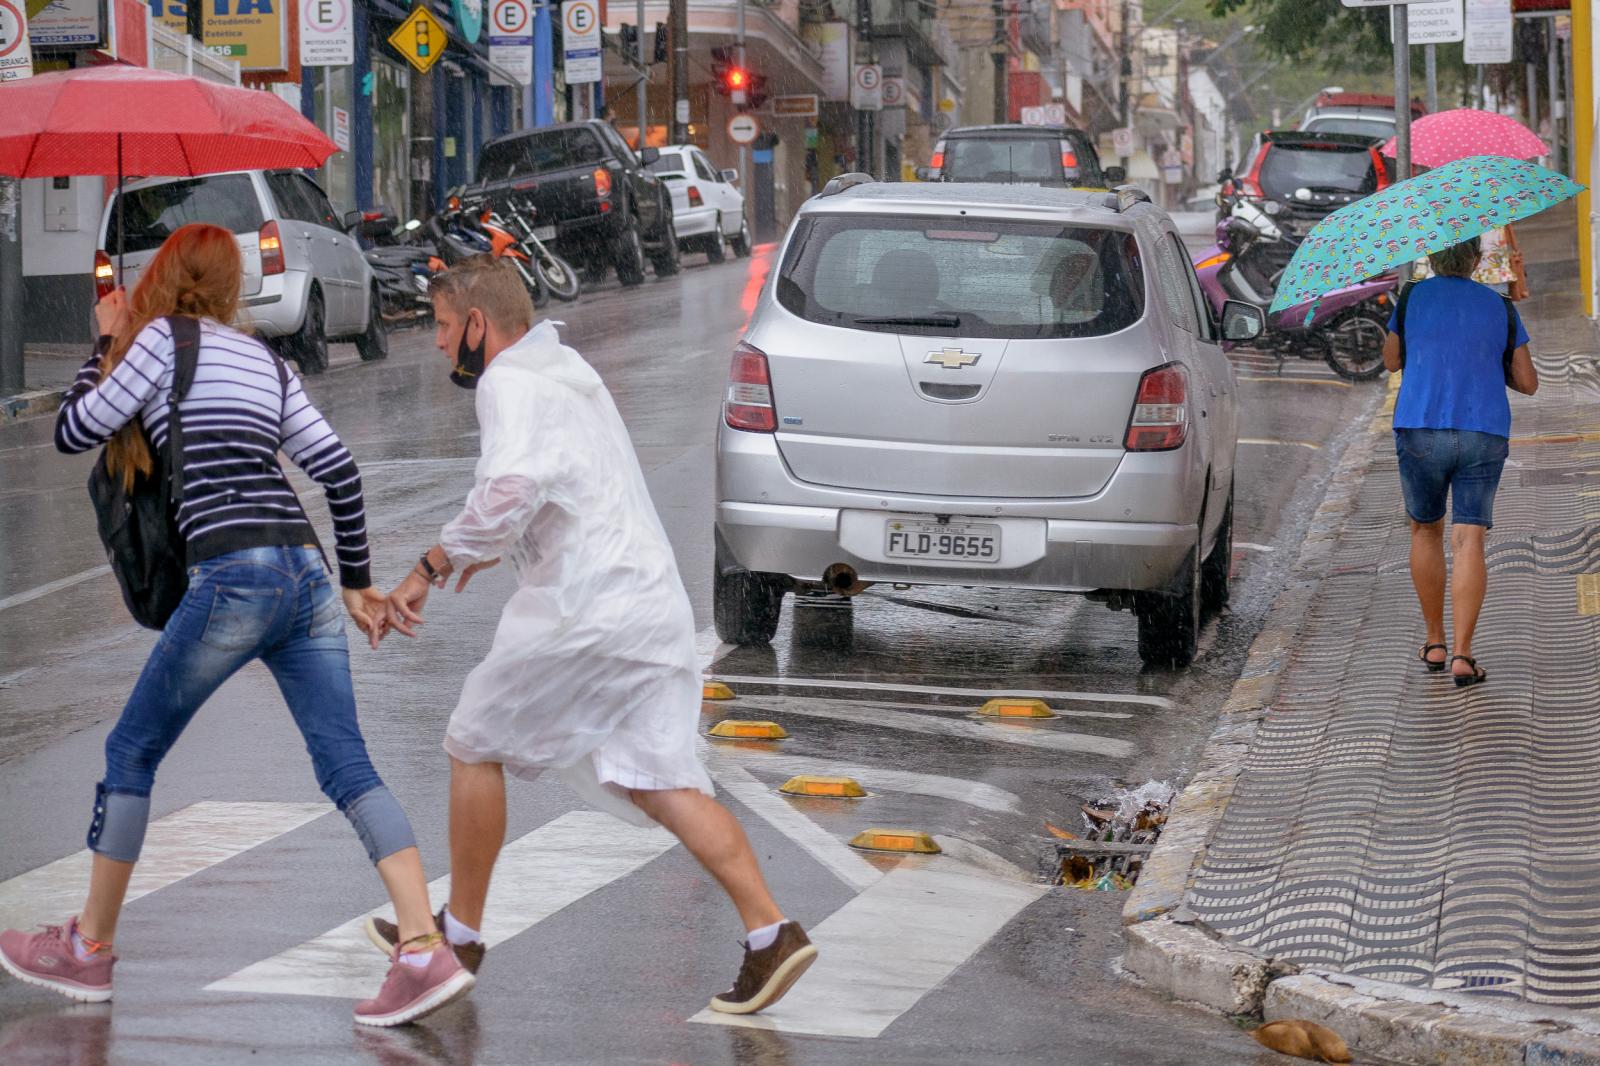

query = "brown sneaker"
[[364, 910, 485, 975], [708, 921, 818, 1015]]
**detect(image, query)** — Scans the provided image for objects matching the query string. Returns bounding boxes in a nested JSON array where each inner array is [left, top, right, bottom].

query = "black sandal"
[[1451, 655, 1487, 688], [1419, 643, 1448, 673]]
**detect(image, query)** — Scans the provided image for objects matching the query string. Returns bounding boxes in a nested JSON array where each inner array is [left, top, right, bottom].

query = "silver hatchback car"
[[713, 179, 1263, 666]]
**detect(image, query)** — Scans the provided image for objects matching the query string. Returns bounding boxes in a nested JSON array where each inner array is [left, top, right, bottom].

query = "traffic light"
[[711, 46, 762, 110], [746, 72, 769, 111], [653, 22, 667, 63], [619, 22, 637, 55]]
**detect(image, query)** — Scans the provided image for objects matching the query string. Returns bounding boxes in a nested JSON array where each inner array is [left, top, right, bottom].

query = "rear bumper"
[[552, 212, 625, 255], [236, 270, 310, 338]]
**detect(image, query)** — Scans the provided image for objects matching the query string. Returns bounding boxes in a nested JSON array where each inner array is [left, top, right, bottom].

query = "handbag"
[[1505, 225, 1530, 302], [87, 316, 203, 630]]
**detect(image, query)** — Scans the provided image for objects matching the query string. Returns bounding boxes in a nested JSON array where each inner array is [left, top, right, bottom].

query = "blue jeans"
[[90, 547, 416, 865], [1394, 428, 1510, 528]]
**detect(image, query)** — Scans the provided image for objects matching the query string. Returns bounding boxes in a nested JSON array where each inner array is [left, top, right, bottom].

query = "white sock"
[[747, 920, 785, 951], [442, 908, 484, 946], [397, 949, 434, 968]]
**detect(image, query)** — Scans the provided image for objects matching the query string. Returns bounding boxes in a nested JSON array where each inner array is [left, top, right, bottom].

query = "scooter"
[[358, 212, 436, 324], [1194, 199, 1395, 381]]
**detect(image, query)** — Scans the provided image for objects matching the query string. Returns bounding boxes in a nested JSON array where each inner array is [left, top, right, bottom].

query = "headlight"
[[1263, 200, 1284, 215]]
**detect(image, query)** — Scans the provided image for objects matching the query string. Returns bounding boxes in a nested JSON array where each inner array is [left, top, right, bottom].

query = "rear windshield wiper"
[[852, 314, 962, 328]]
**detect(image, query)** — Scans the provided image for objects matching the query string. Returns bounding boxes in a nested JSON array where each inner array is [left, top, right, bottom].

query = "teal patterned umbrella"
[[1269, 155, 1585, 320]]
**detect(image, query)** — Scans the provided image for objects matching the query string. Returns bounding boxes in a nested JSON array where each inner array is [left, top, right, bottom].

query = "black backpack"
[[1394, 279, 1519, 385], [87, 316, 202, 630]]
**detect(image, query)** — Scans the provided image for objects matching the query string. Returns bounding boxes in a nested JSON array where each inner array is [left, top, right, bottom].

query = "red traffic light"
[[726, 67, 748, 90]]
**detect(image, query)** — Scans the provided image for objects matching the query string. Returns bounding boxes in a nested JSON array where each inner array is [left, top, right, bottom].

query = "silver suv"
[[98, 170, 385, 375], [713, 179, 1263, 666]]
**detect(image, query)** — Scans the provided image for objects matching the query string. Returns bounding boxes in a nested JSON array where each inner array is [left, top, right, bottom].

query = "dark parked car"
[[471, 120, 678, 286], [1218, 130, 1389, 230], [924, 124, 1122, 189]]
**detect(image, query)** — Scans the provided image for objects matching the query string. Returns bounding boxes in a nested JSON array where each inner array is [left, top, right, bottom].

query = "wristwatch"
[[418, 550, 442, 584]]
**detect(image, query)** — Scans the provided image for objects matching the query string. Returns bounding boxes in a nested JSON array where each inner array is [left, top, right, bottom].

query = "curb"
[[1, 387, 66, 425]]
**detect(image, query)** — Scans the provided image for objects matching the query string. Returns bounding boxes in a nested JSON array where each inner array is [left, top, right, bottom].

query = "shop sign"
[[300, 0, 354, 66], [488, 0, 532, 86], [772, 93, 818, 118], [561, 0, 598, 84], [29, 0, 102, 49], [388, 2, 447, 75], [453, 0, 482, 44], [0, 0, 34, 80], [149, 0, 288, 72]]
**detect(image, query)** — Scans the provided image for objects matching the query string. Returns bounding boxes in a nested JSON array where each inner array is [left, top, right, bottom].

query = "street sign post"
[[1021, 103, 1067, 126], [1110, 126, 1135, 158], [727, 113, 760, 145], [301, 0, 355, 66], [850, 63, 882, 111], [0, 0, 28, 395], [1464, 0, 1513, 64], [488, 0, 534, 85], [562, 0, 601, 84], [388, 4, 448, 75], [881, 75, 905, 109], [1338, 0, 1417, 184]]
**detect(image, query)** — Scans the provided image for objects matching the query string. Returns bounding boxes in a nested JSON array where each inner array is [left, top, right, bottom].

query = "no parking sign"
[[0, 0, 34, 83], [300, 0, 355, 67], [489, 0, 535, 86]]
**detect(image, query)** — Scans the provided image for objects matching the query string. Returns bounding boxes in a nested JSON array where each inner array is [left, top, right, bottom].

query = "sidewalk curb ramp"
[[1119, 362, 1600, 1065], [1, 387, 66, 424]]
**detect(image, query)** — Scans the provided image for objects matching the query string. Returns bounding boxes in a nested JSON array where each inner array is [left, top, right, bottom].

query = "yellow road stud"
[[978, 698, 1057, 719], [779, 775, 866, 799], [702, 681, 736, 701], [848, 828, 942, 854], [706, 720, 787, 740]]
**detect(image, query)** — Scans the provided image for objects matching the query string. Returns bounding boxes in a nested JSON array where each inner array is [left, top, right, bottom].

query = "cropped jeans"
[[90, 547, 415, 865]]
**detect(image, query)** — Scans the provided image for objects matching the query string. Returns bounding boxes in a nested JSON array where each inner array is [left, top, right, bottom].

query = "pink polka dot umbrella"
[[1379, 108, 1549, 169]]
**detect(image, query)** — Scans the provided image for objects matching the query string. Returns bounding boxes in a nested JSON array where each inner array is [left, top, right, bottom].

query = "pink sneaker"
[[0, 919, 115, 1003], [354, 945, 475, 1027]]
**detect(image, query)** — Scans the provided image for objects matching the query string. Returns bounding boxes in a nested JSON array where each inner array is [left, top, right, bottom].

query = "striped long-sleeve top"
[[55, 318, 372, 589]]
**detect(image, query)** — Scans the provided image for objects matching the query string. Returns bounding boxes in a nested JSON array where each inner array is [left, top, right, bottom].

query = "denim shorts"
[[1395, 428, 1510, 528]]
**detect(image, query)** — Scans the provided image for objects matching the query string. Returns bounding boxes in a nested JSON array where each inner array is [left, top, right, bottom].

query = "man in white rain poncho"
[[371, 256, 816, 1015]]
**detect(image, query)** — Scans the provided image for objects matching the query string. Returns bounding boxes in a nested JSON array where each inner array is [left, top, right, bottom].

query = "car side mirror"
[[914, 166, 932, 182], [639, 147, 660, 165], [342, 209, 364, 232], [1221, 300, 1265, 341], [1103, 165, 1127, 184], [721, 168, 739, 183]]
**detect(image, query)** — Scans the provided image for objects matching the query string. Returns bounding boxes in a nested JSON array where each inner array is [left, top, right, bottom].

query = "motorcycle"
[[1193, 199, 1395, 381], [441, 189, 549, 308], [495, 193, 581, 302], [359, 211, 437, 325]]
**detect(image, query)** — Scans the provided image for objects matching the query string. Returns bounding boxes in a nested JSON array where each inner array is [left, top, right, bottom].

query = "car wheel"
[[650, 217, 681, 277], [1201, 487, 1233, 613], [614, 222, 647, 287], [1135, 529, 1202, 668], [290, 289, 329, 375], [730, 215, 752, 258], [713, 566, 785, 645], [355, 287, 389, 362], [705, 215, 727, 263]]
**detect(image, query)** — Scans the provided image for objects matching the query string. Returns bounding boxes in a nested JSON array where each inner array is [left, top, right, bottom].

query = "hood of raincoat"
[[484, 319, 603, 394]]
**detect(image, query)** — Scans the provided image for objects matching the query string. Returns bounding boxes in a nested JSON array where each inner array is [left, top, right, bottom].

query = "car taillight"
[[93, 250, 116, 300], [929, 141, 945, 176], [1124, 363, 1188, 452], [259, 220, 285, 276], [1372, 148, 1390, 191], [725, 342, 776, 433], [687, 186, 703, 207], [593, 167, 612, 198], [1060, 141, 1078, 173]]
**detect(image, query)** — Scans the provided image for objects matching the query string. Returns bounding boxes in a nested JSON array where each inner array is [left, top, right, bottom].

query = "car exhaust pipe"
[[823, 563, 870, 597]]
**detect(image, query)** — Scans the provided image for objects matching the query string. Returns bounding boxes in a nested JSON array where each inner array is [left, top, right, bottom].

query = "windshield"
[[108, 176, 264, 255], [776, 215, 1146, 340], [646, 152, 687, 176], [942, 138, 1064, 185], [1303, 116, 1392, 140], [476, 128, 606, 183], [1259, 144, 1378, 198]]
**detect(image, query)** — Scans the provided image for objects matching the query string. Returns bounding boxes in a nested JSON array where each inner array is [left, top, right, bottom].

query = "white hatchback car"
[[645, 144, 751, 262]]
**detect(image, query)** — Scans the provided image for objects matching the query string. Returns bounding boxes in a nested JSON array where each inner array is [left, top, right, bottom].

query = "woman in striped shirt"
[[0, 224, 473, 1026]]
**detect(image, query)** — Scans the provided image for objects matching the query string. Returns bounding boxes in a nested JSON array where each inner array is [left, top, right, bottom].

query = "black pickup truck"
[[471, 120, 678, 286]]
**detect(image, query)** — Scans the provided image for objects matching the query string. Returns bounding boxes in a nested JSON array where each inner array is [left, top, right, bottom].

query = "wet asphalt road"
[[0, 224, 1375, 1065]]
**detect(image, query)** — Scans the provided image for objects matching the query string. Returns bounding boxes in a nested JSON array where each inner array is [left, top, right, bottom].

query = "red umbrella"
[[0, 64, 337, 271], [1380, 108, 1549, 169]]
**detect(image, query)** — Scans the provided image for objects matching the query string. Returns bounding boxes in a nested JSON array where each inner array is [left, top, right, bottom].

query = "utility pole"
[[858, 0, 875, 176], [670, 0, 689, 142], [1392, 5, 1411, 183], [0, 16, 34, 395], [991, 0, 1007, 123], [1117, 1, 1131, 173], [636, 0, 647, 145], [737, 0, 747, 185], [1424, 43, 1438, 113]]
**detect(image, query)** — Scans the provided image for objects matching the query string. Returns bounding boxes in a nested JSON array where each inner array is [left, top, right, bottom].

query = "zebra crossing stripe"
[[0, 802, 330, 934], [689, 859, 1047, 1038], [207, 811, 677, 999]]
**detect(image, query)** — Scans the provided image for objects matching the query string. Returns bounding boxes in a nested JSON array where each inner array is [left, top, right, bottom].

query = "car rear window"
[[776, 215, 1146, 340], [476, 128, 606, 183], [1303, 117, 1392, 140], [107, 175, 264, 255], [1259, 143, 1379, 198], [646, 151, 687, 176], [942, 137, 1062, 185]]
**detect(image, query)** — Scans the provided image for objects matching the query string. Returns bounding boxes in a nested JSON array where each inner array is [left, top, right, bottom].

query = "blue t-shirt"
[[1387, 276, 1527, 439]]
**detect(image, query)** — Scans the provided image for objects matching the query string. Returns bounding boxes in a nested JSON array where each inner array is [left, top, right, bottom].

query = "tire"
[[1323, 306, 1388, 381], [289, 289, 329, 375], [730, 215, 752, 258], [355, 287, 389, 362], [1201, 487, 1233, 613], [713, 567, 785, 645], [705, 215, 727, 263], [536, 250, 582, 301], [1136, 529, 1203, 668], [613, 222, 647, 287], [650, 217, 681, 277], [513, 257, 549, 308]]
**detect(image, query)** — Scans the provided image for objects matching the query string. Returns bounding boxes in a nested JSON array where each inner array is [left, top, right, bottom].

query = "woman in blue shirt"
[[1381, 236, 1538, 687]]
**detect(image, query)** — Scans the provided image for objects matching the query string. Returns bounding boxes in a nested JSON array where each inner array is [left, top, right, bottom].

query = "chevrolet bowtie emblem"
[[925, 346, 980, 370]]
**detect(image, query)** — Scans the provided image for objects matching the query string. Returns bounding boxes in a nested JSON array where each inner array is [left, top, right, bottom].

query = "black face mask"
[[450, 317, 486, 390]]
